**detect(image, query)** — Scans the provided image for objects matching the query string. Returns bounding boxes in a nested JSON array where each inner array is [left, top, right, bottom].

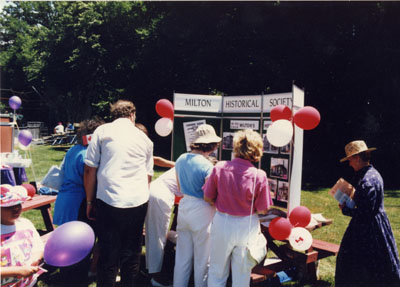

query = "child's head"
[[1, 185, 28, 225]]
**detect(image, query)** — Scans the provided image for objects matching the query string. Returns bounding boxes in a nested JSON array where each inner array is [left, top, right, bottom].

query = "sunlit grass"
[[21, 145, 400, 286]]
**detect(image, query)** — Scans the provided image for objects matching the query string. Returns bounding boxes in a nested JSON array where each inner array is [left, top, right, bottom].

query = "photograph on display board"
[[263, 133, 279, 154], [183, 119, 206, 151], [280, 143, 291, 154], [263, 120, 278, 153], [270, 157, 289, 180], [222, 132, 234, 150], [268, 178, 277, 200], [277, 181, 289, 202]]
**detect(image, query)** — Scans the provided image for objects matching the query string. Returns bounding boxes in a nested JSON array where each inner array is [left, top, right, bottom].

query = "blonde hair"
[[233, 129, 263, 162]]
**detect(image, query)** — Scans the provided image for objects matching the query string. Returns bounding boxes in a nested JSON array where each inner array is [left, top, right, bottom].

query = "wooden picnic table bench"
[[250, 218, 339, 285], [22, 194, 57, 235]]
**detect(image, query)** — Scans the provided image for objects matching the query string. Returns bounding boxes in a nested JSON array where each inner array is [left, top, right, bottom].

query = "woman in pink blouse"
[[203, 129, 272, 287]]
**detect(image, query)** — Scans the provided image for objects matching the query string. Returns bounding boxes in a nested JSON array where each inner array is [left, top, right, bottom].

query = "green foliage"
[[2, 2, 400, 188], [1, 1, 162, 122]]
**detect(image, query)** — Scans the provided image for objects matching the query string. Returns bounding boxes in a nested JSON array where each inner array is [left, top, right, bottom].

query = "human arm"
[[203, 164, 218, 206], [255, 171, 272, 215], [148, 175, 152, 188], [341, 173, 380, 217], [1, 266, 40, 278], [154, 156, 175, 168], [84, 164, 98, 220], [30, 251, 44, 266]]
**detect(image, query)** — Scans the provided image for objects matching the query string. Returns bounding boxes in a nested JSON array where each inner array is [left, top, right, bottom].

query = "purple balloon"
[[9, 96, 22, 110], [44, 221, 95, 267], [18, 130, 33, 146]]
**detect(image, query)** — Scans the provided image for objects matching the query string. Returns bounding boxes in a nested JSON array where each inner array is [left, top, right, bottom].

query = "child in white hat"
[[1, 185, 45, 287]]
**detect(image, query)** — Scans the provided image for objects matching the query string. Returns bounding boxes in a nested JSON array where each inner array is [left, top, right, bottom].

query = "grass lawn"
[[19, 144, 400, 286]]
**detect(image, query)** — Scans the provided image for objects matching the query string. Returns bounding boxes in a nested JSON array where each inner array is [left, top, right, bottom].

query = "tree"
[[1, 1, 161, 123]]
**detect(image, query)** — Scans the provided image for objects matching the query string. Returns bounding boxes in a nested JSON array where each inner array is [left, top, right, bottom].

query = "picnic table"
[[250, 217, 339, 285], [22, 194, 57, 235]]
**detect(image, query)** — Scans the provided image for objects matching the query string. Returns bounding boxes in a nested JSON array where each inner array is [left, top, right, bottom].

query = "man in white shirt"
[[54, 122, 64, 134], [84, 100, 154, 287]]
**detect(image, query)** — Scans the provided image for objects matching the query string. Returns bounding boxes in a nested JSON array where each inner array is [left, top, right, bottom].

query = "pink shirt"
[[203, 158, 272, 216]]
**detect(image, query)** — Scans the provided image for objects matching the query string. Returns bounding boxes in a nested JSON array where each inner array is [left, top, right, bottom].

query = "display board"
[[172, 86, 304, 210]]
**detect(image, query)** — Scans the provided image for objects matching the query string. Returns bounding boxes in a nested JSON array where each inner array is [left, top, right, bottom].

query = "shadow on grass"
[[50, 146, 71, 152], [385, 190, 400, 198]]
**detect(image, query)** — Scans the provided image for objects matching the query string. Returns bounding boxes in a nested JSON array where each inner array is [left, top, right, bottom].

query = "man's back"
[[85, 117, 154, 208]]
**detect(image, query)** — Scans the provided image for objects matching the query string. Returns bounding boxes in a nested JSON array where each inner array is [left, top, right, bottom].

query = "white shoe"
[[150, 278, 172, 287]]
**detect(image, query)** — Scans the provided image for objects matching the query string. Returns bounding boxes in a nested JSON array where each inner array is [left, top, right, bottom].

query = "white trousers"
[[207, 211, 260, 287], [145, 180, 176, 274], [173, 195, 216, 287]]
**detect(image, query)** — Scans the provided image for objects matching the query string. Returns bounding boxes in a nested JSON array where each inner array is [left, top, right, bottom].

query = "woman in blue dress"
[[336, 140, 400, 287], [53, 117, 104, 226]]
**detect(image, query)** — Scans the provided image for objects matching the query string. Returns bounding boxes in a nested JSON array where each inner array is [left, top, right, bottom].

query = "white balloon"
[[18, 142, 31, 150], [155, 117, 173, 137], [266, 119, 293, 147], [288, 227, 313, 251]]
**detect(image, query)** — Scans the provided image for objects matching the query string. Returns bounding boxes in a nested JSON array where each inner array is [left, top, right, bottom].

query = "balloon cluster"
[[267, 105, 320, 147], [268, 206, 313, 251], [44, 221, 95, 267], [8, 95, 34, 150], [154, 99, 174, 137]]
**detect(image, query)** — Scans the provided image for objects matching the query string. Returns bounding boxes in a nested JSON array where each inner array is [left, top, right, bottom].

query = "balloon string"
[[28, 147, 38, 183], [13, 114, 38, 184]]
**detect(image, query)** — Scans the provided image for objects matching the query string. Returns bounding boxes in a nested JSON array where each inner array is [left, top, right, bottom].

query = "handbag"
[[246, 169, 268, 268], [41, 160, 64, 190]]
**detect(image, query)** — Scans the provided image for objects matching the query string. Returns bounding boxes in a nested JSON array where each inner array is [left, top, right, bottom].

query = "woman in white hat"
[[335, 140, 400, 287], [173, 124, 221, 287]]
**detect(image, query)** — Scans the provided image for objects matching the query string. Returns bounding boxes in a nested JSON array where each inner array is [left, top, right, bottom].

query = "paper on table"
[[312, 213, 329, 223]]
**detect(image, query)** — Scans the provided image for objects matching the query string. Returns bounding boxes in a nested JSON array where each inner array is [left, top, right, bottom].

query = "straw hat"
[[192, 124, 221, 144], [340, 140, 376, 162]]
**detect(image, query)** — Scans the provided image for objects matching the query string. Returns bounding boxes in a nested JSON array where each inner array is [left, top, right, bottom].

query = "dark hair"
[[135, 123, 149, 136], [189, 142, 220, 152], [77, 116, 105, 145], [359, 151, 371, 162], [110, 100, 136, 120]]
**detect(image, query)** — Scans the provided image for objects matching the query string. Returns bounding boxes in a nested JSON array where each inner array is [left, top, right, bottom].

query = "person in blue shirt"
[[52, 117, 104, 286], [53, 117, 104, 225], [65, 122, 75, 133], [173, 124, 221, 287]]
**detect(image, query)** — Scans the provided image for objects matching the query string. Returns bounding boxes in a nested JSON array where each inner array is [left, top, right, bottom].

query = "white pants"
[[173, 195, 216, 287], [207, 211, 260, 287], [145, 180, 176, 274]]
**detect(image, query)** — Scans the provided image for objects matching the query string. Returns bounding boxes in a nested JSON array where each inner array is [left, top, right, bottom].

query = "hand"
[[30, 255, 43, 266], [18, 266, 40, 277], [86, 203, 97, 221], [339, 203, 345, 210]]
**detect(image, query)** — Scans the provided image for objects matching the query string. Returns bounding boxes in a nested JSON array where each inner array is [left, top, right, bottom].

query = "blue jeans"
[[96, 199, 148, 287]]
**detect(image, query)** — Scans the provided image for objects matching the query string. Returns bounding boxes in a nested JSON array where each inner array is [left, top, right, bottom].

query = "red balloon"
[[289, 206, 312, 227], [269, 217, 293, 240], [270, 105, 292, 122], [293, 106, 320, 130], [22, 183, 36, 198], [155, 99, 174, 119]]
